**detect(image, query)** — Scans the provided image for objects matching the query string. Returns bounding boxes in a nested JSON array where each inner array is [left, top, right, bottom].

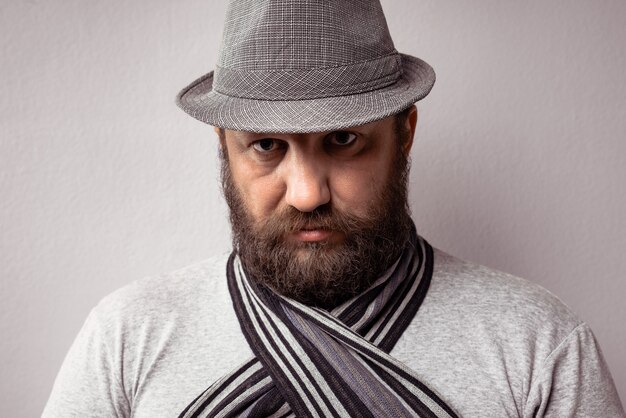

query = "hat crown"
[[218, 0, 396, 71], [176, 0, 435, 133]]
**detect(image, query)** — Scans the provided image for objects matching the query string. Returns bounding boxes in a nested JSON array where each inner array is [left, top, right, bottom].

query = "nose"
[[283, 156, 330, 212]]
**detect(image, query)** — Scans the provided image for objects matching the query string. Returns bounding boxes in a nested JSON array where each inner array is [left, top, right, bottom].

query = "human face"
[[219, 107, 417, 307]]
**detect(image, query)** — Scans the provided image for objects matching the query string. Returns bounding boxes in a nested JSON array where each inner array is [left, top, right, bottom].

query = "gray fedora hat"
[[177, 0, 435, 133]]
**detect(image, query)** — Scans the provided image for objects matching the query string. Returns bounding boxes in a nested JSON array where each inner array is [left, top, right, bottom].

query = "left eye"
[[328, 132, 357, 146], [252, 138, 278, 152]]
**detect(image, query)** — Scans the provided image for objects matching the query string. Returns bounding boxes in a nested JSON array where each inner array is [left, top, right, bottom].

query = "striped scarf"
[[179, 230, 458, 417]]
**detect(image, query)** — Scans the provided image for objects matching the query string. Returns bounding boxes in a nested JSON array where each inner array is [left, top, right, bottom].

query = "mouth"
[[288, 228, 337, 243]]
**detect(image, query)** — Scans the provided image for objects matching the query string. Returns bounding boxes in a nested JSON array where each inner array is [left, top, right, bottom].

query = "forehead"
[[223, 113, 397, 141]]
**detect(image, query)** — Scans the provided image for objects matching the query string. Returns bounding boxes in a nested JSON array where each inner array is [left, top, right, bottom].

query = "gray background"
[[1, 1, 625, 416]]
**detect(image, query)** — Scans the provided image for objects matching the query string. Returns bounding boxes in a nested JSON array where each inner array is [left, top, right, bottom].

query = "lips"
[[291, 229, 334, 242]]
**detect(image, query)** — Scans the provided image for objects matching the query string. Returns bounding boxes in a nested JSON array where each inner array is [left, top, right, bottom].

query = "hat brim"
[[176, 54, 435, 134]]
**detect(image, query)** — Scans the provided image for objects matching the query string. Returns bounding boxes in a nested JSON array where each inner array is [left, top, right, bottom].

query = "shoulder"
[[92, 252, 231, 325], [43, 252, 249, 417], [86, 252, 245, 400], [405, 248, 585, 381], [429, 248, 582, 339], [82, 252, 237, 362], [395, 249, 624, 418]]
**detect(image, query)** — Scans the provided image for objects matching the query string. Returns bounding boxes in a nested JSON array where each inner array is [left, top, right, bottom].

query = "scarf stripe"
[[179, 360, 263, 417], [283, 312, 414, 416], [285, 307, 456, 418], [238, 287, 336, 417], [370, 244, 427, 347], [179, 228, 458, 418], [236, 261, 347, 417], [351, 356, 433, 417]]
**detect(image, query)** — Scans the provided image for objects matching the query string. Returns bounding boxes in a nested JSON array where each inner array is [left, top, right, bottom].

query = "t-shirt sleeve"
[[42, 308, 130, 418], [525, 323, 625, 417]]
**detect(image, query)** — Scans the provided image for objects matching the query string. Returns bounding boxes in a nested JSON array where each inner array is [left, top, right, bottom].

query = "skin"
[[217, 106, 418, 251]]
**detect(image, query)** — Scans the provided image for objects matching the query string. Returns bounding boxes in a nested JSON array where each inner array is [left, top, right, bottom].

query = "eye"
[[252, 138, 279, 152], [327, 131, 357, 146]]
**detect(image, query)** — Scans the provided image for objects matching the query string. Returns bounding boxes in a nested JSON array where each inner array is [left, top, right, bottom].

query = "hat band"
[[213, 53, 402, 101]]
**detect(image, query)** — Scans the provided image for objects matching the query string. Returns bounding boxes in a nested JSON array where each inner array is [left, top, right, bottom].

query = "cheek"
[[330, 166, 386, 215], [330, 140, 398, 213], [230, 163, 283, 220]]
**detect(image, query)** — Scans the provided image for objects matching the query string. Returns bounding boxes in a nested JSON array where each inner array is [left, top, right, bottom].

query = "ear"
[[402, 105, 418, 155], [214, 127, 226, 148]]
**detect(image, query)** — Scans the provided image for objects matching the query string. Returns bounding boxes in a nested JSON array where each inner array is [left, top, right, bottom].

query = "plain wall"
[[1, 1, 624, 416]]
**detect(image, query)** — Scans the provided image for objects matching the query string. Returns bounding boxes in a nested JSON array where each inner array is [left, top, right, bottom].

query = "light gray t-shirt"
[[43, 249, 625, 417]]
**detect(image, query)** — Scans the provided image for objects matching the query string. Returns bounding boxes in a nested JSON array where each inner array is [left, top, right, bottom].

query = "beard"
[[220, 128, 413, 309]]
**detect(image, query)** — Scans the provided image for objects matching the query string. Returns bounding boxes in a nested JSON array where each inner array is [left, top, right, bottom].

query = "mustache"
[[257, 204, 373, 237]]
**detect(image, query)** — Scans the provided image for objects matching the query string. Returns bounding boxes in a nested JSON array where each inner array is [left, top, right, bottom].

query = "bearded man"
[[43, 0, 624, 417]]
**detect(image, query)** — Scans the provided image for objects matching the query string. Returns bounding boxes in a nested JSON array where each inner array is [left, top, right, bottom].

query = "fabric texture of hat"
[[177, 0, 435, 133]]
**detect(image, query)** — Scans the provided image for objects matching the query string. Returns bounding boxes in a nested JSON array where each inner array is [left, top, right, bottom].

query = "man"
[[43, 0, 624, 417]]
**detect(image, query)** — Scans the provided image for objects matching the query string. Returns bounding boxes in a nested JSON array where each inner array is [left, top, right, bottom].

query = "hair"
[[393, 106, 413, 151]]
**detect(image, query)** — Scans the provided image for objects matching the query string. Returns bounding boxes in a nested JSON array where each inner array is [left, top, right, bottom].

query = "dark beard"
[[220, 130, 413, 309]]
